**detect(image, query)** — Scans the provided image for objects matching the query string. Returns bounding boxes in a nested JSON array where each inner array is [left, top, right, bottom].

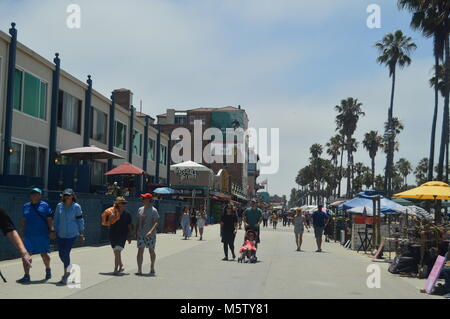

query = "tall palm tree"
[[398, 0, 447, 181], [326, 135, 343, 196], [363, 130, 384, 186], [375, 30, 416, 197], [335, 98, 365, 198], [396, 158, 413, 186], [309, 143, 323, 203]]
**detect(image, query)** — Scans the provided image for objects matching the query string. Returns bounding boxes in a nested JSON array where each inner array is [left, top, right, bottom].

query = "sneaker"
[[17, 274, 30, 284], [222, 257, 228, 261], [58, 275, 68, 285], [45, 268, 52, 280]]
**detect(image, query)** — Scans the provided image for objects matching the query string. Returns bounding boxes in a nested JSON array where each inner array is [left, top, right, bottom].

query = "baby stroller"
[[238, 230, 258, 263]]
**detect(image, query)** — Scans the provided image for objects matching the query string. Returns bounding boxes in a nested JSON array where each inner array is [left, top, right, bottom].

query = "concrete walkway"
[[0, 224, 437, 299]]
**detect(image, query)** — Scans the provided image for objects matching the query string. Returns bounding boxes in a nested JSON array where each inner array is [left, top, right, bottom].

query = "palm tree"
[[309, 143, 323, 203], [363, 130, 384, 186], [335, 98, 365, 198], [414, 157, 430, 185], [375, 30, 417, 197], [396, 158, 413, 186], [398, 0, 449, 182], [326, 135, 343, 196]]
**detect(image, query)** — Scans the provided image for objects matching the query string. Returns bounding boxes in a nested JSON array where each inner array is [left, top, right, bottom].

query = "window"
[[91, 161, 106, 186], [58, 90, 82, 134], [10, 142, 46, 177], [13, 68, 47, 120], [160, 144, 167, 165], [175, 116, 186, 125], [115, 121, 127, 150], [133, 130, 142, 156], [189, 115, 205, 125], [90, 108, 107, 144], [148, 138, 155, 161]]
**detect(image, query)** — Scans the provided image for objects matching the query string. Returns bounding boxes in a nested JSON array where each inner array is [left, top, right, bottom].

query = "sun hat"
[[115, 196, 128, 204]]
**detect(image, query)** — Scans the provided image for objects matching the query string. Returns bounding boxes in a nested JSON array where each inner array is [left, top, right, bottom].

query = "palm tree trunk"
[[346, 137, 351, 198], [371, 156, 375, 187], [428, 50, 440, 181], [438, 35, 450, 181], [338, 142, 344, 197], [385, 68, 396, 198]]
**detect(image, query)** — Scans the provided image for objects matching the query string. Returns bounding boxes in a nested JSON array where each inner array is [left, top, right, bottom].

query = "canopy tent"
[[394, 181, 450, 200], [347, 205, 386, 218], [170, 160, 213, 173], [399, 205, 433, 220], [338, 191, 404, 214], [391, 197, 415, 206], [153, 187, 176, 195], [60, 145, 123, 160], [105, 162, 145, 176]]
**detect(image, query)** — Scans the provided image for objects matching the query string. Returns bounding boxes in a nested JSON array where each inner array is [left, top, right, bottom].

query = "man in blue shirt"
[[243, 199, 263, 248], [18, 188, 55, 283], [311, 204, 329, 252]]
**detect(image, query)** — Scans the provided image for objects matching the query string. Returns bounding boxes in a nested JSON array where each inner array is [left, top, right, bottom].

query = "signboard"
[[175, 168, 197, 181], [423, 255, 446, 294]]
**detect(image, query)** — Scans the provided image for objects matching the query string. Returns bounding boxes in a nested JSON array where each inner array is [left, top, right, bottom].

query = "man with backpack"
[[17, 188, 55, 283]]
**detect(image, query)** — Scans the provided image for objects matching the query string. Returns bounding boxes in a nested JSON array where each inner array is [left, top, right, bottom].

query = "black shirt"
[[221, 214, 238, 234], [109, 211, 132, 240], [0, 208, 15, 236]]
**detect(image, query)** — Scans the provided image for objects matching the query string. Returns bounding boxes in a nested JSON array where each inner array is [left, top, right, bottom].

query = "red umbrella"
[[105, 162, 145, 176]]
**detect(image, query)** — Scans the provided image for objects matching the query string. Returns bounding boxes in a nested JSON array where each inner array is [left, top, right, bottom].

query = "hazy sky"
[[0, 0, 438, 198]]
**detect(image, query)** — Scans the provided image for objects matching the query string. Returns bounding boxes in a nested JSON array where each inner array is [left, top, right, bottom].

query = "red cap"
[[140, 193, 153, 200]]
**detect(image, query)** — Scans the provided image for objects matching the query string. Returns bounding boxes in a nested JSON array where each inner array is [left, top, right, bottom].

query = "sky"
[[0, 0, 439, 198]]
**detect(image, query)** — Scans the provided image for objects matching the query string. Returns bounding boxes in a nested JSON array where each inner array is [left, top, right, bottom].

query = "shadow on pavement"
[[99, 272, 130, 277]]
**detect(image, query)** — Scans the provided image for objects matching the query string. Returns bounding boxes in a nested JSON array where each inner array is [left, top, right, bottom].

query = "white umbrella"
[[60, 145, 123, 160], [348, 206, 385, 218]]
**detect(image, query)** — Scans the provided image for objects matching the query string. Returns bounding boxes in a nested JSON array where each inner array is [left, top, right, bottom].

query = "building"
[[0, 23, 169, 193], [157, 106, 254, 199]]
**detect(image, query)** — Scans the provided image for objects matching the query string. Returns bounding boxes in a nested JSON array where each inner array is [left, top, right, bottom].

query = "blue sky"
[[0, 1, 439, 198]]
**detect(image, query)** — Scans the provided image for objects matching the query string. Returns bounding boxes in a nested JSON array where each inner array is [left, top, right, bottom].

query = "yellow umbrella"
[[394, 181, 450, 200]]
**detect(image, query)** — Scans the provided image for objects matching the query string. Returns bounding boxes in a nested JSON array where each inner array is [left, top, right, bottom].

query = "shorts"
[[137, 236, 156, 250], [314, 227, 324, 238], [112, 245, 124, 251], [24, 236, 50, 254]]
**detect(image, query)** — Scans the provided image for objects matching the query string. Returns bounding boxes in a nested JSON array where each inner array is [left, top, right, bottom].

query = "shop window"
[[58, 90, 82, 134], [13, 68, 47, 120]]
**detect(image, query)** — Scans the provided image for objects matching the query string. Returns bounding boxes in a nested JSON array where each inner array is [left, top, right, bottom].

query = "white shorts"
[[113, 245, 124, 251], [197, 220, 206, 228]]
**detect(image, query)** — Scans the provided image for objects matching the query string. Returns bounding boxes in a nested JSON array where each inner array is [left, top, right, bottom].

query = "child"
[[239, 230, 257, 263]]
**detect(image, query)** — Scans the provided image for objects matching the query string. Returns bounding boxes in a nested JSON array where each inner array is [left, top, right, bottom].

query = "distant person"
[[53, 189, 85, 285], [305, 214, 311, 232], [311, 204, 330, 252], [271, 211, 278, 229], [181, 207, 191, 240], [197, 208, 207, 241], [102, 197, 133, 275], [190, 209, 198, 237], [0, 208, 32, 282], [324, 213, 334, 243], [136, 193, 159, 276], [294, 209, 305, 251], [220, 205, 238, 260], [236, 207, 244, 230], [243, 200, 262, 248], [17, 188, 55, 284], [262, 210, 269, 228], [282, 211, 288, 227]]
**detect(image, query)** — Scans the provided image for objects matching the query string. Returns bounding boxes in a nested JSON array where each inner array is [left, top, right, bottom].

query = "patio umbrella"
[[60, 146, 123, 160], [394, 181, 450, 200], [105, 162, 145, 175], [153, 187, 176, 194], [347, 206, 385, 218]]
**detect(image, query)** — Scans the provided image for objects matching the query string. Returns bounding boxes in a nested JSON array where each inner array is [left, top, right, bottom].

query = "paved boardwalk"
[[0, 224, 436, 299]]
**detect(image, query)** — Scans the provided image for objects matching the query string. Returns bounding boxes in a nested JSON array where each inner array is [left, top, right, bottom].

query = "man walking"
[[311, 204, 330, 252], [136, 193, 159, 276], [18, 188, 55, 283], [243, 200, 263, 248]]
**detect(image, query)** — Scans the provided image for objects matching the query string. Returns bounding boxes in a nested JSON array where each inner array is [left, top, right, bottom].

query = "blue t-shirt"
[[23, 201, 53, 237], [311, 210, 329, 228]]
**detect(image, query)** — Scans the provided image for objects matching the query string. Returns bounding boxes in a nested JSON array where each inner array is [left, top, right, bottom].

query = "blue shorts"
[[314, 227, 324, 238], [24, 236, 50, 254]]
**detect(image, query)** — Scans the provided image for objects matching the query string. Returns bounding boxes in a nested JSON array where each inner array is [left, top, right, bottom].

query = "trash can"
[[164, 212, 177, 233]]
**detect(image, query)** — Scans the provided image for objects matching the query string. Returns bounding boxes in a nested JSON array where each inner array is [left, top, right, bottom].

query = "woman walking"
[[294, 209, 305, 251], [101, 197, 133, 275], [181, 207, 191, 240], [190, 209, 198, 237], [53, 189, 85, 285], [197, 208, 206, 241], [220, 205, 237, 261], [271, 211, 278, 229]]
